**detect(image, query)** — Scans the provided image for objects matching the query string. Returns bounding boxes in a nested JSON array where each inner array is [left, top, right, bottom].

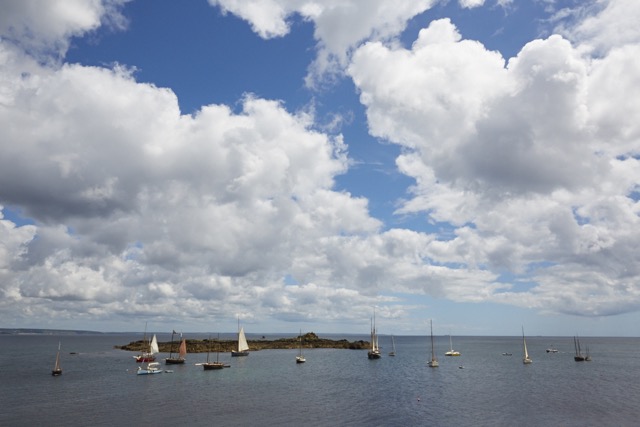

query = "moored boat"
[[522, 327, 532, 364], [134, 322, 156, 362], [52, 341, 62, 376], [428, 320, 439, 367], [165, 331, 187, 364], [367, 308, 381, 360], [445, 335, 460, 356], [231, 317, 250, 357], [203, 334, 225, 370], [296, 330, 306, 363], [137, 335, 162, 375], [137, 361, 163, 375], [389, 335, 396, 356], [574, 336, 588, 361]]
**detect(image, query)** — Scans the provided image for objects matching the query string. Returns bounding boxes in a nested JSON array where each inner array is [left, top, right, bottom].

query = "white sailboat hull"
[[137, 362, 163, 375]]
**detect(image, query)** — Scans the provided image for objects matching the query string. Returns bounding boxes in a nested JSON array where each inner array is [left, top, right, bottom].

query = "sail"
[[178, 338, 187, 358], [54, 342, 61, 370], [522, 327, 531, 363], [237, 327, 249, 352], [150, 334, 159, 354]]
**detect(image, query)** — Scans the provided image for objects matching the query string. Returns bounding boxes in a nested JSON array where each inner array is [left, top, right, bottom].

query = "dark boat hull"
[[165, 358, 185, 365], [203, 363, 225, 370], [51, 369, 62, 376], [367, 351, 381, 359], [231, 351, 249, 357], [134, 355, 156, 363]]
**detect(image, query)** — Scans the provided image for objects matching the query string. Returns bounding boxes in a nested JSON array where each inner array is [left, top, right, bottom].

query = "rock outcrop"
[[116, 332, 369, 353]]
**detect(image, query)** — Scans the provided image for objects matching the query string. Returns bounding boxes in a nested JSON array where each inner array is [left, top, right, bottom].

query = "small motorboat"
[[137, 362, 163, 375]]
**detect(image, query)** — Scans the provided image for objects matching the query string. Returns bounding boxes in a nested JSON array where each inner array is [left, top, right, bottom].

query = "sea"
[[1, 333, 638, 427]]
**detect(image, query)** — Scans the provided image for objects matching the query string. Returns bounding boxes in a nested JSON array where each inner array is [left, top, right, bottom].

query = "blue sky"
[[1, 0, 640, 336]]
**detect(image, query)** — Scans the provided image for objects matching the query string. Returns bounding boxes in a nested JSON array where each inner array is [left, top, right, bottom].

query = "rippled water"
[[1, 334, 638, 426]]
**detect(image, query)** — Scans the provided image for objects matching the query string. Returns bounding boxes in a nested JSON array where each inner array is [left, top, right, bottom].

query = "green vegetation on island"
[[116, 332, 370, 353]]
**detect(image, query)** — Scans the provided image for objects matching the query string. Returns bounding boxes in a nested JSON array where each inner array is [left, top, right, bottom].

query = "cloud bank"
[[348, 0, 640, 316], [1, 0, 639, 332]]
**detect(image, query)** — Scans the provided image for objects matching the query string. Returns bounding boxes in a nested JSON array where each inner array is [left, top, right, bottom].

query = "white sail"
[[150, 334, 159, 354], [522, 327, 532, 364], [237, 327, 249, 352]]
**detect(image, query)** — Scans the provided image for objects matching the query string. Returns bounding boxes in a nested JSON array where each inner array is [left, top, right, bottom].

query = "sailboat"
[[52, 341, 62, 376], [574, 336, 586, 361], [296, 330, 306, 363], [165, 330, 187, 364], [133, 322, 156, 362], [428, 320, 439, 367], [231, 318, 249, 357], [389, 335, 396, 356], [445, 335, 460, 356], [367, 308, 381, 359], [522, 327, 532, 364], [137, 334, 163, 375], [203, 334, 225, 370]]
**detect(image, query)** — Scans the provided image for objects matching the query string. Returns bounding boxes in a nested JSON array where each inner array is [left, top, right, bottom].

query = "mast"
[[169, 330, 176, 358], [54, 342, 61, 370], [430, 320, 436, 360], [216, 333, 220, 363], [299, 329, 305, 358], [428, 319, 438, 367], [143, 322, 148, 348], [371, 316, 375, 352], [577, 337, 582, 355]]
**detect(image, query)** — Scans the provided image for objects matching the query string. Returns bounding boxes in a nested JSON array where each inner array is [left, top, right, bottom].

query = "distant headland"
[[115, 332, 370, 352], [0, 328, 102, 335]]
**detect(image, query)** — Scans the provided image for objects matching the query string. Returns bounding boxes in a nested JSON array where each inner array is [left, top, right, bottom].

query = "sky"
[[1, 0, 640, 336]]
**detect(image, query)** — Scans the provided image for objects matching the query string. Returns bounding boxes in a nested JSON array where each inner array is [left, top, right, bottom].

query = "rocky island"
[[116, 332, 370, 353]]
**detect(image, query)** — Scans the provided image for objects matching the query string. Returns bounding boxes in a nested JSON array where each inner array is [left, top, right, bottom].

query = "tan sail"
[[178, 338, 187, 358]]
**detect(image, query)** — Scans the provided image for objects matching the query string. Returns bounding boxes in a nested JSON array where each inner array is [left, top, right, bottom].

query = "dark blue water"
[[1, 334, 638, 426]]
